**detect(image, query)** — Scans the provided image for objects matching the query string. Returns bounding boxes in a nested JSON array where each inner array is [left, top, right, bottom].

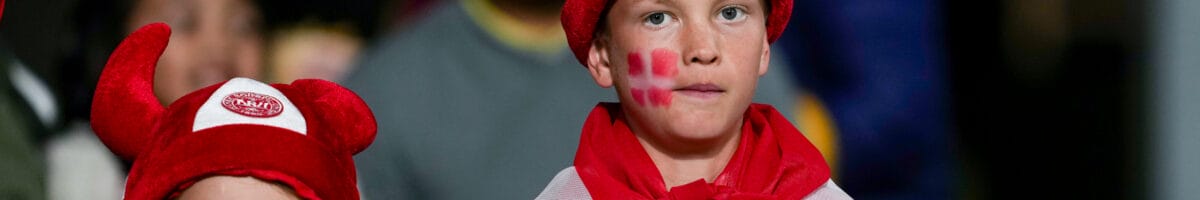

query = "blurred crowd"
[[0, 0, 1193, 199]]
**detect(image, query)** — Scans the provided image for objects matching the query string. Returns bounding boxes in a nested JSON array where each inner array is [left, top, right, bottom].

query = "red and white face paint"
[[627, 48, 678, 107]]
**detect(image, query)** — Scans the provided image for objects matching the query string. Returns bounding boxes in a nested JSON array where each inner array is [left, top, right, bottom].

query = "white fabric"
[[536, 167, 852, 199], [804, 179, 853, 200], [46, 122, 124, 200], [9, 61, 58, 128], [536, 167, 592, 200], [192, 77, 307, 134]]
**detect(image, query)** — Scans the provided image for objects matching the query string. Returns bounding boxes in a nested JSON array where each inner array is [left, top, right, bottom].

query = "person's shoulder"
[[536, 166, 592, 200], [343, 1, 474, 97], [354, 1, 476, 67], [377, 1, 478, 49]]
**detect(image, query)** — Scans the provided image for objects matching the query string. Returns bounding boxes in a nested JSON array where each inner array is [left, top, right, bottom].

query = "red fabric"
[[91, 23, 376, 200], [169, 169, 321, 199], [574, 103, 830, 200], [561, 0, 793, 66], [142, 126, 341, 200], [92, 23, 170, 161]]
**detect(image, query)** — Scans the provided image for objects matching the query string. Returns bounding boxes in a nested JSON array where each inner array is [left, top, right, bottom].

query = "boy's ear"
[[758, 36, 771, 76], [587, 39, 614, 88]]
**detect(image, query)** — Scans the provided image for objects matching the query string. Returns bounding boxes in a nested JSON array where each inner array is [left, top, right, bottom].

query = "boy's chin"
[[661, 110, 743, 141]]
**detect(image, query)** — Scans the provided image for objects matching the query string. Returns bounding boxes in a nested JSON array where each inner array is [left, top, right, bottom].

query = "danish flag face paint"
[[627, 48, 678, 107]]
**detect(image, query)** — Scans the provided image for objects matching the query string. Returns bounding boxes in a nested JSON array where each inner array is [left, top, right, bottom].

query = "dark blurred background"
[[946, 0, 1147, 199], [0, 0, 1196, 199]]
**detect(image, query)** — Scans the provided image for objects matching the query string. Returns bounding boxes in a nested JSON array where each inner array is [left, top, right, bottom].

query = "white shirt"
[[536, 166, 853, 200]]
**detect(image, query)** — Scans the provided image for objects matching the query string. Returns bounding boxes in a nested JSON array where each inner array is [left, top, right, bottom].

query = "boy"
[[539, 0, 851, 199]]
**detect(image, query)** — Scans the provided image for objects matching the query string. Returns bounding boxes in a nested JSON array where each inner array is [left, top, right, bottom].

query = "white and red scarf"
[[573, 103, 832, 199]]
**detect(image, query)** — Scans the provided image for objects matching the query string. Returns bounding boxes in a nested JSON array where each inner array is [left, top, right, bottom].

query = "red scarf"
[[574, 103, 831, 200]]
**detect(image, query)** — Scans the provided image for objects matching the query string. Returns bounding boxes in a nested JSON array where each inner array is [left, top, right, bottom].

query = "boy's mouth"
[[674, 83, 725, 100]]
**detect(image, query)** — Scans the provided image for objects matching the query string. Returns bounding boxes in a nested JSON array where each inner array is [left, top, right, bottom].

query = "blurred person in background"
[[0, 51, 49, 200], [345, 0, 800, 199], [267, 22, 363, 83], [258, 0, 381, 84], [1, 35, 52, 200], [124, 0, 265, 104], [1, 0, 66, 199]]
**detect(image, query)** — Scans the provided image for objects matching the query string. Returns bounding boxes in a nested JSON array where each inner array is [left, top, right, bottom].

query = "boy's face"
[[586, 0, 770, 142]]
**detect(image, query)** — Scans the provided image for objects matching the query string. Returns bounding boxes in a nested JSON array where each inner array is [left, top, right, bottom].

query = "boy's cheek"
[[625, 48, 679, 107]]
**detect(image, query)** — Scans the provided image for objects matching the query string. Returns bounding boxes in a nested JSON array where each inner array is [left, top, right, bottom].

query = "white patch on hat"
[[192, 77, 307, 135]]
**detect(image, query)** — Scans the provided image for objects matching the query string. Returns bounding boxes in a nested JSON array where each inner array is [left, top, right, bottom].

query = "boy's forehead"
[[616, 0, 766, 6], [608, 0, 770, 15]]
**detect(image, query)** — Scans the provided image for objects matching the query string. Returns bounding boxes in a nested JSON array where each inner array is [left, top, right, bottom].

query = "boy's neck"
[[632, 119, 744, 189]]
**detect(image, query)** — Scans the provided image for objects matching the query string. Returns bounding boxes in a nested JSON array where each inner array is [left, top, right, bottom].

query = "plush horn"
[[91, 23, 171, 161], [289, 79, 377, 155]]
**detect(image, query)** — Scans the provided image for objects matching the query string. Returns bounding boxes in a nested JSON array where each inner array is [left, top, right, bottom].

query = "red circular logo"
[[221, 92, 284, 118]]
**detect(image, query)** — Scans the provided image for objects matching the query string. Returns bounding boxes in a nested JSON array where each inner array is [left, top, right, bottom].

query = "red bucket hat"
[[561, 0, 793, 66], [92, 23, 376, 200]]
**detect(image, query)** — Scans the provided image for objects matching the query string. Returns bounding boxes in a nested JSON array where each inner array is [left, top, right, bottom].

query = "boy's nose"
[[681, 22, 720, 66], [687, 47, 719, 65]]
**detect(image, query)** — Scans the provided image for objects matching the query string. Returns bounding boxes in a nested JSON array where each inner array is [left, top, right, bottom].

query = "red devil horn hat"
[[91, 23, 170, 161], [91, 23, 375, 199]]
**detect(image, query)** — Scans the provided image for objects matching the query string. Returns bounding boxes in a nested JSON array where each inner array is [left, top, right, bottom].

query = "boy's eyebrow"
[[650, 0, 681, 8], [628, 0, 675, 6]]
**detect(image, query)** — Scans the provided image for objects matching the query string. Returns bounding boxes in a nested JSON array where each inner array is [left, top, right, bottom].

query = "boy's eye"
[[644, 12, 672, 27], [719, 7, 746, 21]]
